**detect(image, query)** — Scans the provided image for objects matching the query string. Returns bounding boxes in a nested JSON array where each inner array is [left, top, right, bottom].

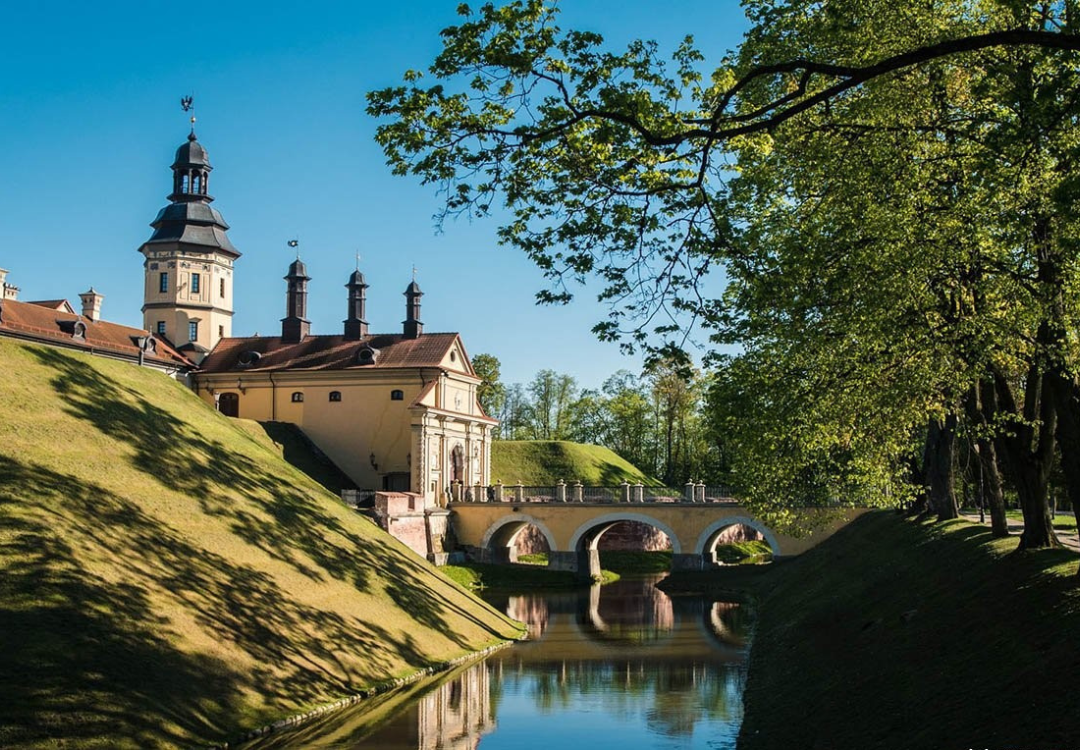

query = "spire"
[[282, 254, 311, 343], [344, 266, 369, 340], [403, 279, 423, 339]]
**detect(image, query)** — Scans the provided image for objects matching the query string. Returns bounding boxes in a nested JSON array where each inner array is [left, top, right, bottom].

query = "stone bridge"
[[449, 501, 867, 578]]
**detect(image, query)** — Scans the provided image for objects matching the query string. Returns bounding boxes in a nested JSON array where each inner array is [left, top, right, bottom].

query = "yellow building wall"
[[197, 367, 494, 505]]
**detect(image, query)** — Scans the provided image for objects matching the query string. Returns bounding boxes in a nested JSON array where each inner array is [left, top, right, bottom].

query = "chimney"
[[79, 287, 104, 321], [0, 268, 18, 301], [281, 259, 311, 343], [344, 270, 369, 340], [403, 281, 423, 339]]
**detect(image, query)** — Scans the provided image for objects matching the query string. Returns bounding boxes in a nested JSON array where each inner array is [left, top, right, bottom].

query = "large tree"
[[368, 0, 1080, 553]]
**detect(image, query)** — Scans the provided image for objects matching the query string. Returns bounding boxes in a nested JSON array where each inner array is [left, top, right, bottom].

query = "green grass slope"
[[0, 339, 521, 748], [733, 513, 1080, 749], [491, 440, 660, 486]]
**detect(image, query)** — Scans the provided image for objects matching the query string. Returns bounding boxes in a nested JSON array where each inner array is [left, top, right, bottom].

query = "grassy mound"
[[440, 562, 609, 589], [491, 440, 659, 486], [682, 512, 1080, 749], [0, 339, 521, 748]]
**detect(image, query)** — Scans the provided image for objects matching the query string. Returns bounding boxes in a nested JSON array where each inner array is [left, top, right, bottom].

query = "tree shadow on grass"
[[0, 453, 449, 744], [1, 346, 516, 744], [31, 345, 512, 642]]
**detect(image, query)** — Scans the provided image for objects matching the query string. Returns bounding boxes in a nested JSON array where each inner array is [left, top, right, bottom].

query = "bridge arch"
[[568, 512, 683, 554], [695, 515, 782, 558], [480, 513, 558, 560]]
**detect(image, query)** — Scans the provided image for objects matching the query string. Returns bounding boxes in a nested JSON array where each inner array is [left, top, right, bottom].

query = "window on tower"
[[156, 321, 166, 336], [191, 273, 201, 294], [159, 272, 168, 293], [220, 278, 226, 298], [189, 321, 198, 341]]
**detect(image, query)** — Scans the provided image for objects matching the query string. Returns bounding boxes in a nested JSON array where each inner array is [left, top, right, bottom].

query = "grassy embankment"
[[0, 339, 522, 748], [491, 440, 661, 486], [665, 511, 1080, 749]]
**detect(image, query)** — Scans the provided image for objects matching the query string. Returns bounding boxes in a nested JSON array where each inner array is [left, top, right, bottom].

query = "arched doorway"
[[218, 392, 239, 418]]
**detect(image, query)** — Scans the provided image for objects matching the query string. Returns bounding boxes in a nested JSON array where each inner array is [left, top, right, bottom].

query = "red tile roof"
[[200, 333, 462, 373], [26, 299, 76, 313], [0, 297, 193, 369]]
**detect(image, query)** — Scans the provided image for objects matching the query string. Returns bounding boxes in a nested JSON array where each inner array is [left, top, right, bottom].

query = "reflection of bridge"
[[450, 501, 867, 578], [489, 579, 750, 663]]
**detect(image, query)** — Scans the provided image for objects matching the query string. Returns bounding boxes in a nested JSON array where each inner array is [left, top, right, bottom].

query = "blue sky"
[[2, 1, 748, 389]]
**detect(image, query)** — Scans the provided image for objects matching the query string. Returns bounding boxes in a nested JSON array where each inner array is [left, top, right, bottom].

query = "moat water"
[[242, 576, 751, 749]]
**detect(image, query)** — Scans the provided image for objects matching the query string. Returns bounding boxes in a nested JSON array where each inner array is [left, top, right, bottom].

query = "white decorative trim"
[[479, 514, 558, 551], [567, 512, 683, 554], [694, 515, 781, 556]]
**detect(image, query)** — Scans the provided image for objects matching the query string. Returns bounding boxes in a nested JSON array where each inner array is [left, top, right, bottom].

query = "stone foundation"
[[372, 492, 454, 563]]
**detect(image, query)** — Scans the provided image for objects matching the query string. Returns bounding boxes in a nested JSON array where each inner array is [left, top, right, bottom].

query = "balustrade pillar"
[[685, 482, 695, 503], [633, 483, 644, 503], [556, 480, 567, 503], [573, 481, 584, 502], [621, 482, 631, 503]]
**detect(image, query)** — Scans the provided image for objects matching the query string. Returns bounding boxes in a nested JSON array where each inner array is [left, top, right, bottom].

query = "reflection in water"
[[241, 576, 749, 749]]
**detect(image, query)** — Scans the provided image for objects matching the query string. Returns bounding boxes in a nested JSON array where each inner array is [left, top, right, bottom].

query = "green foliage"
[[370, 0, 1080, 536], [0, 339, 520, 747], [471, 352, 506, 420], [491, 440, 659, 486]]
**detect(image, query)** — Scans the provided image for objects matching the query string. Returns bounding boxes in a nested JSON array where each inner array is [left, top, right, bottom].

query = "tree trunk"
[[976, 437, 1010, 538], [987, 369, 1059, 550], [1050, 373, 1080, 574], [963, 384, 1009, 537], [925, 414, 959, 521]]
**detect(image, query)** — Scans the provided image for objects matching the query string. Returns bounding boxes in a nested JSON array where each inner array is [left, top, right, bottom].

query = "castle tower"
[[138, 123, 240, 360], [281, 258, 311, 343], [344, 269, 369, 340], [403, 280, 423, 339]]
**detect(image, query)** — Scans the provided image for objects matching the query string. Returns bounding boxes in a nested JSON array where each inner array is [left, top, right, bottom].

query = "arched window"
[[219, 392, 240, 418], [390, 389, 404, 401], [291, 391, 304, 403], [329, 391, 342, 402]]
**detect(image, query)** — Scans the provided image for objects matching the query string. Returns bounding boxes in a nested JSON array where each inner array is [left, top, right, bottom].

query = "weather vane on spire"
[[412, 264, 419, 281], [180, 95, 196, 133], [355, 251, 361, 271], [288, 238, 300, 259]]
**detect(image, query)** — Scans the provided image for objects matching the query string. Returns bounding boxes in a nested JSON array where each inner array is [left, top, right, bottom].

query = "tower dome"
[[172, 131, 212, 169]]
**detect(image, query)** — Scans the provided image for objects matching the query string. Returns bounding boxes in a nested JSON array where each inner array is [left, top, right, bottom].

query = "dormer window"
[[72, 321, 86, 340], [358, 345, 380, 365], [237, 350, 262, 368]]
